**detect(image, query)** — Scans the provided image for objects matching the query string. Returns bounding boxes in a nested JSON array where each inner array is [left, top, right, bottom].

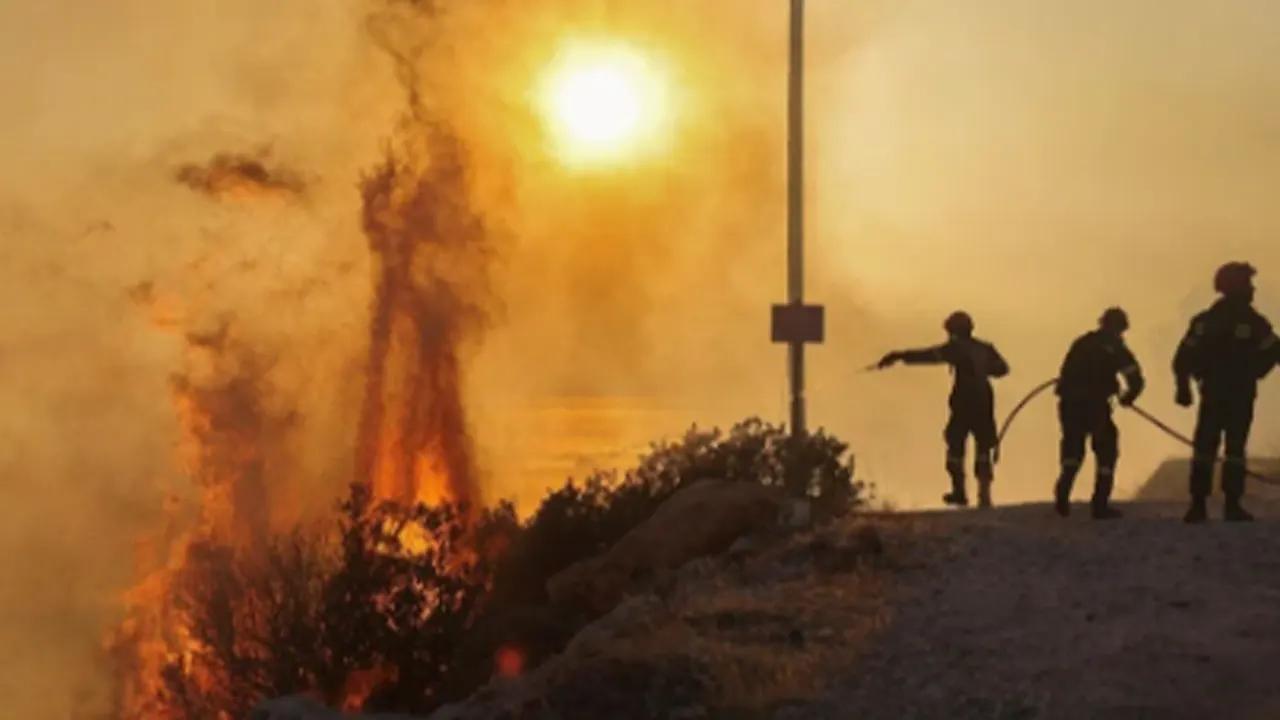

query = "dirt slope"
[[800, 498, 1280, 720]]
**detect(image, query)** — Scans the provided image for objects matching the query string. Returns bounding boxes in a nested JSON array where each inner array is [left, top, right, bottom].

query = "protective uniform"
[[879, 312, 1010, 508], [1054, 309, 1145, 519], [1174, 263, 1280, 523]]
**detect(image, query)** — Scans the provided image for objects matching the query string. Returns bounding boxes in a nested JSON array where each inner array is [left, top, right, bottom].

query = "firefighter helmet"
[[1214, 262, 1256, 296], [1099, 307, 1129, 333], [944, 311, 974, 337]]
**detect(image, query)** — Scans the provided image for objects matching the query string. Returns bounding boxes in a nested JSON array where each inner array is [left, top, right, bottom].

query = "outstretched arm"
[[878, 344, 948, 369]]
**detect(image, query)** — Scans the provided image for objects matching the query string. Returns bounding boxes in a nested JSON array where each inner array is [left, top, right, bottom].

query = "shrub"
[[141, 418, 862, 717], [147, 484, 496, 718], [489, 418, 863, 606]]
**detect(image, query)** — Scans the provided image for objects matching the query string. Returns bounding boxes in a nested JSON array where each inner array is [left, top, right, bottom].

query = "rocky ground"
[[259, 486, 1280, 720], [803, 498, 1280, 720]]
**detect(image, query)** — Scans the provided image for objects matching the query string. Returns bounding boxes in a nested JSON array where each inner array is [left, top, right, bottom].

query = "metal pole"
[[787, 0, 806, 437]]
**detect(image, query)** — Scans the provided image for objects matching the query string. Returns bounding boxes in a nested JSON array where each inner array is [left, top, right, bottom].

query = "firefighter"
[[1174, 262, 1280, 523], [1053, 308, 1145, 519], [877, 311, 1010, 508]]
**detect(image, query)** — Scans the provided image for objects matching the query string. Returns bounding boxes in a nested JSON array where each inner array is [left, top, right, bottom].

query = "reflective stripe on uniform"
[[1192, 455, 1216, 466], [1061, 458, 1083, 469], [1097, 466, 1115, 477], [1262, 333, 1278, 351]]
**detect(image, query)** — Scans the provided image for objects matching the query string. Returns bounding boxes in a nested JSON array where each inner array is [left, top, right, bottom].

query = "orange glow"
[[539, 40, 671, 167], [495, 645, 526, 679]]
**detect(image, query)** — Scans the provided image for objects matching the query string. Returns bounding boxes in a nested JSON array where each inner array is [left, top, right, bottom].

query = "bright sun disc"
[[541, 43, 668, 166]]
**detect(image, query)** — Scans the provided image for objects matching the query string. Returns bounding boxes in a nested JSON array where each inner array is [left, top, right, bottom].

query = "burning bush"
[[121, 484, 504, 718], [120, 419, 862, 717]]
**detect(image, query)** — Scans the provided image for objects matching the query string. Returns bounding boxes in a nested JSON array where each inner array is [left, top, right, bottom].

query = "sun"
[[540, 42, 669, 167]]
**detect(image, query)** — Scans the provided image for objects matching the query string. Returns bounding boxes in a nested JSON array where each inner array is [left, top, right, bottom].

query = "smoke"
[[175, 150, 307, 203], [3, 0, 1280, 715], [807, 0, 1280, 504], [355, 135, 491, 506]]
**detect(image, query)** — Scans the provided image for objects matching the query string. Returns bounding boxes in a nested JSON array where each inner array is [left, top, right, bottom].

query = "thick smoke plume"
[[175, 151, 306, 203], [5, 0, 1280, 715], [108, 0, 498, 711], [356, 135, 490, 506], [107, 317, 303, 718]]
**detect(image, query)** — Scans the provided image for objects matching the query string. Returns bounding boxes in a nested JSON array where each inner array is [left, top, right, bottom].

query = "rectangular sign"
[[771, 303, 825, 344]]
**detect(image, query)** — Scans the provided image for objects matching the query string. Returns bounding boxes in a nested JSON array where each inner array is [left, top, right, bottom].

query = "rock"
[[543, 655, 712, 720], [808, 525, 885, 575], [728, 535, 760, 558], [548, 479, 782, 615], [442, 605, 579, 699], [250, 694, 423, 720], [565, 594, 666, 656], [248, 696, 343, 720]]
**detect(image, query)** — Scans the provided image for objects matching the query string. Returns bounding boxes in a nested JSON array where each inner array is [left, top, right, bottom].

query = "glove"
[[877, 352, 900, 370], [1118, 392, 1137, 408], [1175, 381, 1193, 408]]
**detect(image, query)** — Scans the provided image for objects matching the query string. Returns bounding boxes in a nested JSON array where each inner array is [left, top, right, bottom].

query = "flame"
[[354, 130, 489, 508], [109, 3, 498, 713], [339, 664, 400, 713], [107, 328, 285, 719], [110, 138, 492, 719]]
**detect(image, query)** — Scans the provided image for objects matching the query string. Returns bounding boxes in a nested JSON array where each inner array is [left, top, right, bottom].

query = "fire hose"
[[994, 377, 1280, 485]]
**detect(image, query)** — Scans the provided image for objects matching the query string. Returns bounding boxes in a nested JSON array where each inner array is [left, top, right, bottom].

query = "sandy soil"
[[800, 498, 1280, 720]]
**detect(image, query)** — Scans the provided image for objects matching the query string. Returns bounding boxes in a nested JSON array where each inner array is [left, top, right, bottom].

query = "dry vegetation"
[[128, 419, 865, 718]]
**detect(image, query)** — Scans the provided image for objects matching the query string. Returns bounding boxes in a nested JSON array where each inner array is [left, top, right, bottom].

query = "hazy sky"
[[3, 0, 1280, 714]]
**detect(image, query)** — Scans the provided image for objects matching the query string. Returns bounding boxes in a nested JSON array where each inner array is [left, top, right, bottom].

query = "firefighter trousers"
[[1190, 393, 1256, 502], [944, 404, 997, 496], [1057, 400, 1118, 507]]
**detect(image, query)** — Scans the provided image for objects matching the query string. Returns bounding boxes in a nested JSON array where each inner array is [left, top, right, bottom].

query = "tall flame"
[[354, 129, 490, 507]]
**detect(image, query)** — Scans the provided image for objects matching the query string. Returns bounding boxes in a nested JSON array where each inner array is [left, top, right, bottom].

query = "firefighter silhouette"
[[878, 312, 1010, 508], [1174, 262, 1280, 523], [1053, 308, 1145, 519]]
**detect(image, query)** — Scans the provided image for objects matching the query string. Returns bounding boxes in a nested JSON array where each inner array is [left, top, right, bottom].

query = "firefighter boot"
[[977, 480, 993, 509], [1053, 478, 1071, 517], [942, 485, 969, 507], [1183, 496, 1208, 524], [942, 476, 968, 507], [943, 458, 968, 507], [1224, 498, 1255, 523], [1090, 471, 1122, 520], [975, 451, 995, 509], [1223, 462, 1254, 522]]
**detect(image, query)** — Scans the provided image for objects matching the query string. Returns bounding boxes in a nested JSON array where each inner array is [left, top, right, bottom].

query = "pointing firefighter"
[[877, 312, 1010, 508], [1174, 262, 1280, 523], [1053, 308, 1145, 519]]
